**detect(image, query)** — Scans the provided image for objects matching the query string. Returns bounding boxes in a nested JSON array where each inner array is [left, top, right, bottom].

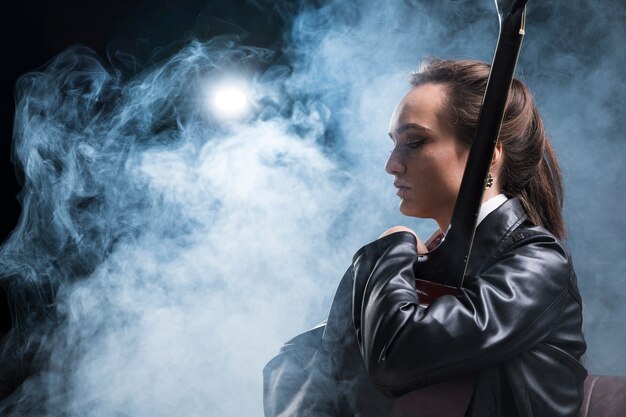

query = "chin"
[[399, 199, 437, 220], [398, 201, 423, 218]]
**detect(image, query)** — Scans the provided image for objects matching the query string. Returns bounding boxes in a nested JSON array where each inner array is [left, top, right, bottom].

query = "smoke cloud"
[[1, 0, 624, 415]]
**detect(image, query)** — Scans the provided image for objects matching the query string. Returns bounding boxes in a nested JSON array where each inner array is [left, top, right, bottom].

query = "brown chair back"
[[580, 375, 626, 417]]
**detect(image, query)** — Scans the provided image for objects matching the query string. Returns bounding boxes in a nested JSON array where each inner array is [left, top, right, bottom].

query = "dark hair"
[[410, 58, 566, 239]]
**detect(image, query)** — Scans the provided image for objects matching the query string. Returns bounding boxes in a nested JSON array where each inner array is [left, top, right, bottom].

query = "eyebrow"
[[388, 123, 434, 139]]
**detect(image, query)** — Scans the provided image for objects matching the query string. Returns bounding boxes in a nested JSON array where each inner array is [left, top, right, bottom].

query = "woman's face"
[[386, 83, 469, 230]]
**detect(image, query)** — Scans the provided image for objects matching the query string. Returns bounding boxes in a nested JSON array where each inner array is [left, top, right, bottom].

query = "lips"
[[393, 181, 410, 197], [395, 188, 409, 197]]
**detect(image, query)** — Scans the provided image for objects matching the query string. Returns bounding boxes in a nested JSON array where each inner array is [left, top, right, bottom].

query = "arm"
[[351, 230, 572, 396]]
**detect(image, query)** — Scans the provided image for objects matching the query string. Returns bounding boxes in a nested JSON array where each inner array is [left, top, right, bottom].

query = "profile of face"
[[386, 83, 469, 231]]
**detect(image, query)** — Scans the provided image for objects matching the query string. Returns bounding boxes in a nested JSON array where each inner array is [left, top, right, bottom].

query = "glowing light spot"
[[212, 84, 250, 119]]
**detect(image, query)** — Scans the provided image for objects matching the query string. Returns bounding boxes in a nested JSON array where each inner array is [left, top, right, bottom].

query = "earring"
[[485, 173, 494, 189]]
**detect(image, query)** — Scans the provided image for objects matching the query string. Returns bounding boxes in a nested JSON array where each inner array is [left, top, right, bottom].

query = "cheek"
[[413, 149, 465, 200], [436, 145, 468, 188], [443, 161, 465, 191], [452, 151, 469, 188], [404, 158, 446, 205]]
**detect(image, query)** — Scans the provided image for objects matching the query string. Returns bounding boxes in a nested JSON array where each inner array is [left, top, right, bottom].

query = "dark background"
[[0, 0, 286, 336]]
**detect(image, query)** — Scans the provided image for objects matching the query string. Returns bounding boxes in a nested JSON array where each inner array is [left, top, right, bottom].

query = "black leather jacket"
[[264, 197, 587, 417]]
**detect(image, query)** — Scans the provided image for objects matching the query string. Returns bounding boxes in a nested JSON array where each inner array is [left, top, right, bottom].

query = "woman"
[[264, 58, 587, 417]]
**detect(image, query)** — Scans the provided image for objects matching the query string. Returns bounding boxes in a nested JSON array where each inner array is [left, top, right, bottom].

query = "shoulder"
[[471, 196, 573, 283], [473, 223, 574, 298], [497, 223, 570, 259], [499, 223, 571, 265]]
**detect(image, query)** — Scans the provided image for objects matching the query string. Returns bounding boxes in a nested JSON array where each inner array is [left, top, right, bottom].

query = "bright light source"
[[212, 84, 250, 120]]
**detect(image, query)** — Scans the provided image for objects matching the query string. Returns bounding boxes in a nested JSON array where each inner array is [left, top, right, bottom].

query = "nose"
[[385, 147, 405, 176]]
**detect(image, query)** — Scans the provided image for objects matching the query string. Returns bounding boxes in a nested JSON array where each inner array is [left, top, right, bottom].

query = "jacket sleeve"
[[351, 230, 572, 396]]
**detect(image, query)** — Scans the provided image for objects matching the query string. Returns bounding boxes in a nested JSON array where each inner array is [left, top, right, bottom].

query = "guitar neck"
[[413, 2, 527, 288]]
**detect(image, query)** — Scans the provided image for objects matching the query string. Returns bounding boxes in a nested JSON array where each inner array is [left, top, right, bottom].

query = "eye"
[[405, 139, 426, 150], [388, 138, 426, 156]]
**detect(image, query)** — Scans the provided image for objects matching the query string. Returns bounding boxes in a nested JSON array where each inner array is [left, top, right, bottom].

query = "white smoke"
[[1, 0, 625, 415]]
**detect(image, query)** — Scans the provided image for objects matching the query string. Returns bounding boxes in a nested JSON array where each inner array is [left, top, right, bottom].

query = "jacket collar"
[[465, 196, 528, 276]]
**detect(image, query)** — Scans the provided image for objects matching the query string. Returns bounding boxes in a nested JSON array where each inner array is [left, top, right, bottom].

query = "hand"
[[379, 226, 428, 254]]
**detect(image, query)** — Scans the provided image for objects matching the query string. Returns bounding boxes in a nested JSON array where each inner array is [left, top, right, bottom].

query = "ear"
[[491, 141, 503, 174]]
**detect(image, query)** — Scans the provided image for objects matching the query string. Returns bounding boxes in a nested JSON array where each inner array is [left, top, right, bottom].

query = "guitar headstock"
[[496, 0, 527, 35]]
